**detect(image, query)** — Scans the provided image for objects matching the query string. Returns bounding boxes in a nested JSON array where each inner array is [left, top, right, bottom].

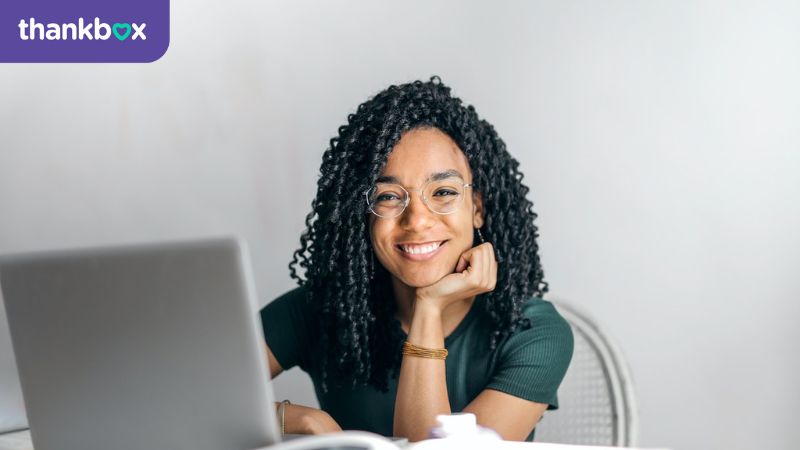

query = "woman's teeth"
[[400, 241, 442, 255]]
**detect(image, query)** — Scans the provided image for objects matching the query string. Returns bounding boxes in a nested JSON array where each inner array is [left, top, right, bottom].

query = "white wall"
[[1, 1, 798, 449]]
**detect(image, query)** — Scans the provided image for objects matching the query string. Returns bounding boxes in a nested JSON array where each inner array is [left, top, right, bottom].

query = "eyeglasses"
[[365, 177, 473, 219]]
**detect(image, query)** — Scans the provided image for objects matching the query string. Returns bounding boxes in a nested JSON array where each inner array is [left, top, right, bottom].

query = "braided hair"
[[288, 76, 547, 392]]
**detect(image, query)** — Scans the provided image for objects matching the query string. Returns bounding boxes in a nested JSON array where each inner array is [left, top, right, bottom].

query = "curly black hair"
[[288, 76, 547, 392]]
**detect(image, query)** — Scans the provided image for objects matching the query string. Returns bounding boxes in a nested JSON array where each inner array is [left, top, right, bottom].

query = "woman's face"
[[369, 127, 484, 288]]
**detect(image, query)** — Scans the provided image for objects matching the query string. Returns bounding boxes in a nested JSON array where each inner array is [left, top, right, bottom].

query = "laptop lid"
[[0, 293, 27, 434], [0, 237, 280, 450]]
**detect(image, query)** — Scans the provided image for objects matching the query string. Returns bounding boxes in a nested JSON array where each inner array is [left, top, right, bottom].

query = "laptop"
[[0, 237, 281, 450], [0, 294, 27, 435]]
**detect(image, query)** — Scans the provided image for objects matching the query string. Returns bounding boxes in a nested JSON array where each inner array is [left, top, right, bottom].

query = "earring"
[[369, 251, 375, 280], [476, 228, 485, 244]]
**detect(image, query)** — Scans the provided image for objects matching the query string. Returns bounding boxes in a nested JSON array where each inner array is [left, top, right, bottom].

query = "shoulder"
[[484, 296, 574, 409], [520, 297, 571, 332], [261, 284, 312, 313], [499, 297, 574, 363], [259, 284, 316, 333]]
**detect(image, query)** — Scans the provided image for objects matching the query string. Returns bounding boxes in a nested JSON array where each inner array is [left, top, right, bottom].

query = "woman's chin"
[[396, 270, 451, 288]]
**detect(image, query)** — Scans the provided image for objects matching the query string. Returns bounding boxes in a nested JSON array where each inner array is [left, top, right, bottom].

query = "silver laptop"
[[0, 294, 27, 435], [0, 237, 280, 450]]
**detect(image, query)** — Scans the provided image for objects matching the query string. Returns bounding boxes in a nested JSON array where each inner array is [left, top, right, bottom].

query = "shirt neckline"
[[397, 295, 482, 346], [444, 295, 482, 346]]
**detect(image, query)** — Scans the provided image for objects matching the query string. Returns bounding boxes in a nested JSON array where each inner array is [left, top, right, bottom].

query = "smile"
[[395, 240, 447, 261]]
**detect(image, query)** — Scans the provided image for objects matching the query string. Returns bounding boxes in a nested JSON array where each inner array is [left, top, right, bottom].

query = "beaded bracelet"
[[402, 341, 448, 360], [277, 399, 291, 435]]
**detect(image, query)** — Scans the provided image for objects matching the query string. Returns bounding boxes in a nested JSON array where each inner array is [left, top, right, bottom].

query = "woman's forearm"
[[279, 403, 342, 435], [393, 303, 451, 441]]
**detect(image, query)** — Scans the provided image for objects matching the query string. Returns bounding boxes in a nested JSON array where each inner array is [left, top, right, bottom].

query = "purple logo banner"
[[0, 0, 169, 63]]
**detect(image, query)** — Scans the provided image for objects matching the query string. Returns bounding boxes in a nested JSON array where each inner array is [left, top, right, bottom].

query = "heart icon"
[[112, 23, 131, 41]]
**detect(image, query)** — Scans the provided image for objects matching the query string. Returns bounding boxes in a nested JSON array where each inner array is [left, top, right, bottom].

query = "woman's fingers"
[[417, 243, 498, 309], [479, 243, 496, 291], [458, 243, 496, 293], [455, 250, 471, 273], [480, 243, 495, 291]]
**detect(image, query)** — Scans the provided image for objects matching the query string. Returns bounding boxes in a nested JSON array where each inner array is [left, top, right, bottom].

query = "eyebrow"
[[376, 169, 465, 185]]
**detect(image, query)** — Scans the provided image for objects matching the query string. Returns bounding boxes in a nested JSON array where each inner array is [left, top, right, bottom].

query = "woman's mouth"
[[395, 240, 447, 261]]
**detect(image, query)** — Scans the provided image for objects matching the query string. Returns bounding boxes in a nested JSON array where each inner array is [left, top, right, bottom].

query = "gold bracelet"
[[402, 341, 448, 360], [277, 399, 290, 435]]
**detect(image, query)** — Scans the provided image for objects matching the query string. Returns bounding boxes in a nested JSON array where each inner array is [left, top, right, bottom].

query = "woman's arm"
[[392, 301, 450, 441], [391, 241, 549, 440], [393, 243, 497, 441], [265, 342, 342, 434], [265, 341, 284, 379], [463, 389, 547, 441]]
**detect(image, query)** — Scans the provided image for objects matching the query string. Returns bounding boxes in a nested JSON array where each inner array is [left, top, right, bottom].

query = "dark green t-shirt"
[[260, 285, 573, 441]]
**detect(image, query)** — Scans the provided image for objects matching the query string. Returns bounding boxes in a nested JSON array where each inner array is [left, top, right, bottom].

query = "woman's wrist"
[[414, 287, 467, 316], [412, 296, 444, 317], [276, 399, 290, 435], [407, 302, 445, 348]]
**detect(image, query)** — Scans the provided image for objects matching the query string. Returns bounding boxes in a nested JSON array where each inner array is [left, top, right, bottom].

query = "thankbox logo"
[[18, 18, 147, 42], [1, 0, 169, 62]]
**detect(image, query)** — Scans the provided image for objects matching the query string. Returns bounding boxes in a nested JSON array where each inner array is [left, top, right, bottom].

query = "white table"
[[1, 429, 669, 450]]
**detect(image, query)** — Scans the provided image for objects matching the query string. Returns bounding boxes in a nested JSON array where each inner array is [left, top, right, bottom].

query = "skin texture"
[[265, 128, 548, 440]]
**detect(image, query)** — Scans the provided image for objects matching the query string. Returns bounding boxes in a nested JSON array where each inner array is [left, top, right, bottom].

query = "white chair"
[[534, 299, 639, 446]]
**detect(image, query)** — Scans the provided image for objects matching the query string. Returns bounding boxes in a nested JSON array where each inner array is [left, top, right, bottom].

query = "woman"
[[260, 77, 573, 442]]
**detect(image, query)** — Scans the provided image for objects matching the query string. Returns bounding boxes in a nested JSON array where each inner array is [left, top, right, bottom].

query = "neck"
[[391, 276, 476, 336]]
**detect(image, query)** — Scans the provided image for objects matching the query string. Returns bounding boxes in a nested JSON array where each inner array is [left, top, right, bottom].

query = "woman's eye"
[[433, 189, 458, 197], [376, 193, 400, 202]]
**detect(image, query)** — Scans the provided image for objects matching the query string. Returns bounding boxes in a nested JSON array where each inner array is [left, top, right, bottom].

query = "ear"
[[472, 191, 484, 229]]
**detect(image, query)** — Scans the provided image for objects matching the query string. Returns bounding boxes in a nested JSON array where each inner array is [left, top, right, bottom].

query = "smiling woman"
[[259, 77, 574, 442], [369, 129, 482, 289]]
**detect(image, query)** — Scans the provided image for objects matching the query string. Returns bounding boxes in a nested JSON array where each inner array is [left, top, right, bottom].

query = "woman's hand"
[[283, 403, 342, 435], [415, 242, 497, 312]]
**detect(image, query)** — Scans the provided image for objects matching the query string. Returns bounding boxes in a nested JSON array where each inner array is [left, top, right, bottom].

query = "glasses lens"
[[368, 184, 407, 217], [424, 178, 465, 214]]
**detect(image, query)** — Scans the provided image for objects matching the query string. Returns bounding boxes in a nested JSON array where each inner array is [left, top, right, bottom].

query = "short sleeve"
[[485, 299, 574, 410], [259, 285, 315, 372]]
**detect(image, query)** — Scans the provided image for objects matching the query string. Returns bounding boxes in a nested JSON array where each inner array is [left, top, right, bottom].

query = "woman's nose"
[[399, 192, 435, 230]]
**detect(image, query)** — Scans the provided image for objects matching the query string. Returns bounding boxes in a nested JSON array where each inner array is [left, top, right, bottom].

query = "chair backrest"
[[534, 299, 638, 447]]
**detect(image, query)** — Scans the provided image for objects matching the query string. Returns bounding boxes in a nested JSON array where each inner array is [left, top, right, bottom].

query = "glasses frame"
[[364, 180, 474, 219]]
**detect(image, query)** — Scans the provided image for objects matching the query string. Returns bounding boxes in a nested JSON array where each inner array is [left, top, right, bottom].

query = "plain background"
[[1, 1, 798, 449]]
